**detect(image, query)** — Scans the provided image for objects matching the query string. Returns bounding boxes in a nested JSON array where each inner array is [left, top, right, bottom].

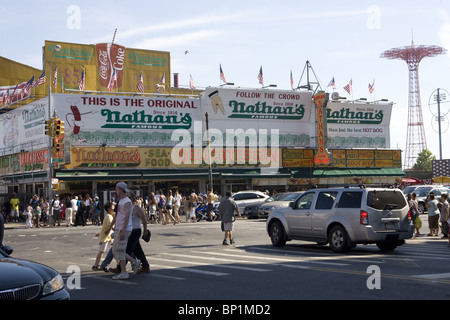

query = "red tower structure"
[[381, 41, 446, 169]]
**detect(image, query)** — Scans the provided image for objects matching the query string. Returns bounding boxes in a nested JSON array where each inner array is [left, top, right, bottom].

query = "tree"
[[412, 149, 435, 170]]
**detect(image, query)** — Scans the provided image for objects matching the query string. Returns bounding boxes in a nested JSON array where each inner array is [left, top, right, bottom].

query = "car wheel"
[[376, 241, 398, 251], [418, 203, 425, 214], [328, 225, 350, 253], [270, 221, 287, 247]]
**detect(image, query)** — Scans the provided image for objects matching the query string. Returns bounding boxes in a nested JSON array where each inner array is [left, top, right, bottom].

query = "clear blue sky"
[[2, 0, 450, 162]]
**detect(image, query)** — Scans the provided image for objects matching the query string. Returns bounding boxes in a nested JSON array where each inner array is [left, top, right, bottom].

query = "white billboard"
[[201, 87, 314, 147], [325, 100, 393, 148]]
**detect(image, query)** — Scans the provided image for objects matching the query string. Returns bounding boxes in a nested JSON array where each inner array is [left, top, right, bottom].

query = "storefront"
[[0, 80, 403, 203]]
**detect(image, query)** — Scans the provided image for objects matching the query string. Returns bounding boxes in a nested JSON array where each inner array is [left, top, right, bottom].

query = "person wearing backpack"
[[92, 197, 102, 226]]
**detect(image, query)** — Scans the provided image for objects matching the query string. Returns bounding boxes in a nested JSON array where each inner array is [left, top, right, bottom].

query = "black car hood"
[[0, 258, 56, 290]]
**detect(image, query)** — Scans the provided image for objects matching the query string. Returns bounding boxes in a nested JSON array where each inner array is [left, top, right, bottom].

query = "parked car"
[[231, 191, 270, 213], [0, 246, 70, 300], [245, 192, 304, 219], [267, 187, 414, 253], [413, 186, 448, 214]]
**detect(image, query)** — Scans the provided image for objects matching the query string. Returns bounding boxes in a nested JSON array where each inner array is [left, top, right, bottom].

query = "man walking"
[[107, 182, 140, 280], [217, 191, 241, 245]]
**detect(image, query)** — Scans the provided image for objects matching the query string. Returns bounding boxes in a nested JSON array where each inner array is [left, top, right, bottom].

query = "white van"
[[266, 187, 414, 253]]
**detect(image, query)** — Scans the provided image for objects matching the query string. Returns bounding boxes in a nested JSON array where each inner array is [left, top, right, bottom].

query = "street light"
[[48, 44, 61, 207]]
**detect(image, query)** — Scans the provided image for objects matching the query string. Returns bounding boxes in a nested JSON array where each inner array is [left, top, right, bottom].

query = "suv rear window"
[[337, 191, 362, 208], [366, 190, 406, 210]]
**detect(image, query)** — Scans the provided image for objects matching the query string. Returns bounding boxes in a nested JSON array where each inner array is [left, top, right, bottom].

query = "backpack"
[[94, 201, 102, 213]]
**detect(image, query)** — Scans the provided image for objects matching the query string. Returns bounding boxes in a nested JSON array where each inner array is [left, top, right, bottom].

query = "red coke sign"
[[96, 43, 126, 89]]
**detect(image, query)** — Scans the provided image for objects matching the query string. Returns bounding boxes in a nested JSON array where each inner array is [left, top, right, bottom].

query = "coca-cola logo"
[[96, 43, 126, 89], [98, 50, 109, 80], [114, 47, 125, 71]]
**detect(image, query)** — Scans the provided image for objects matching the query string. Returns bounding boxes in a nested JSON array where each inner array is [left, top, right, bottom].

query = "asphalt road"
[[3, 216, 450, 304]]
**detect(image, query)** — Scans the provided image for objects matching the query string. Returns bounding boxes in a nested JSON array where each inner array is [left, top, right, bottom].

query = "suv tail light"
[[360, 210, 369, 225]]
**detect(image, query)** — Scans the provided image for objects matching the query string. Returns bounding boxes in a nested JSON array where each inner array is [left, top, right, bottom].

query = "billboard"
[[43, 40, 170, 93], [325, 100, 393, 148], [201, 87, 314, 147]]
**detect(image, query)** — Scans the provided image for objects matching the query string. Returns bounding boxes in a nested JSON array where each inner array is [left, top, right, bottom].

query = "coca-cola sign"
[[96, 43, 126, 89]]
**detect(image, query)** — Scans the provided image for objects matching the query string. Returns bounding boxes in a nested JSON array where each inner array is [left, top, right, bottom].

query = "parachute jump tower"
[[381, 41, 446, 169]]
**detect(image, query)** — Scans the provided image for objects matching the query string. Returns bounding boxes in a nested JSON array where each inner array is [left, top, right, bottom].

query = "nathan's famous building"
[[0, 40, 403, 202]]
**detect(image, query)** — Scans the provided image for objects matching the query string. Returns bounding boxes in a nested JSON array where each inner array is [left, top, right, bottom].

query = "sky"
[[2, 0, 450, 163]]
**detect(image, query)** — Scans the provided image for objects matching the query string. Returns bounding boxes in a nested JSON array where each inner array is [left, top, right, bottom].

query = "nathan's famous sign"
[[43, 40, 170, 93]]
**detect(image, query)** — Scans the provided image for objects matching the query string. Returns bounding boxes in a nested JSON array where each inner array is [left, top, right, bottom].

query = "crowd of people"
[[0, 184, 242, 280], [406, 191, 450, 245], [0, 188, 221, 228]]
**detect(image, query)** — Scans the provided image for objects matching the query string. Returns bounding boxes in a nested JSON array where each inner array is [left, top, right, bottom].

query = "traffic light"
[[54, 118, 65, 137], [53, 136, 62, 153], [44, 119, 53, 136]]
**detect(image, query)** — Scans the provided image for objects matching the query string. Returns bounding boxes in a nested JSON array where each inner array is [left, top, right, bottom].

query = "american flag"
[[368, 80, 375, 94], [159, 73, 165, 85], [108, 69, 117, 91], [343, 79, 352, 94], [137, 72, 144, 93], [220, 64, 227, 83], [24, 75, 35, 96], [258, 66, 264, 86], [4, 89, 10, 105], [53, 65, 58, 89], [35, 71, 46, 87], [78, 69, 85, 91], [189, 74, 196, 90], [327, 77, 336, 89], [290, 70, 294, 90]]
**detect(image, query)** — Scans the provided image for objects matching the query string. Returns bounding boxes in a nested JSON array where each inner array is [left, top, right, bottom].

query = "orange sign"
[[313, 91, 331, 166]]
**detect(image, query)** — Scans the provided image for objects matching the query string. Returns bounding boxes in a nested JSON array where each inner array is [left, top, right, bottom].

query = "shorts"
[[112, 230, 131, 261], [223, 222, 234, 231], [10, 209, 18, 218], [429, 214, 440, 229], [98, 240, 112, 253]]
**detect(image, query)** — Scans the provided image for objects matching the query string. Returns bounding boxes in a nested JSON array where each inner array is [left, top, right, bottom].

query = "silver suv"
[[266, 187, 414, 253]]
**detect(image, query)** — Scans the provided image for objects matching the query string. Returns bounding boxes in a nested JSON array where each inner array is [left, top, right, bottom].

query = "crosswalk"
[[146, 245, 361, 280], [143, 239, 450, 281]]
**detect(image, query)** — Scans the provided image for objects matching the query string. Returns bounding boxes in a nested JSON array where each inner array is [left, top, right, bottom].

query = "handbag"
[[142, 229, 151, 242]]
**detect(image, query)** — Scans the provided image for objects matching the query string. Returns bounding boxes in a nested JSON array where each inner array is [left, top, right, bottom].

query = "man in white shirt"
[[107, 182, 140, 280]]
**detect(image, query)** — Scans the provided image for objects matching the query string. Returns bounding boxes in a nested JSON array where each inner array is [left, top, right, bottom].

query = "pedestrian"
[[33, 205, 41, 228], [68, 195, 77, 227], [158, 190, 167, 225], [91, 196, 102, 226], [439, 193, 449, 239], [85, 194, 92, 223], [408, 193, 421, 237], [24, 204, 33, 228], [92, 201, 115, 271], [165, 190, 175, 225], [126, 192, 150, 273], [188, 189, 198, 223], [52, 195, 61, 227], [426, 193, 440, 236], [41, 198, 49, 227], [217, 191, 241, 245], [206, 188, 215, 221], [173, 190, 182, 224], [106, 182, 140, 280], [75, 195, 87, 226], [148, 193, 158, 224], [9, 194, 20, 223]]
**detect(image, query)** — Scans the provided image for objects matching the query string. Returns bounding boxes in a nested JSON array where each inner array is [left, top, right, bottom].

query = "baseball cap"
[[116, 182, 129, 193]]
